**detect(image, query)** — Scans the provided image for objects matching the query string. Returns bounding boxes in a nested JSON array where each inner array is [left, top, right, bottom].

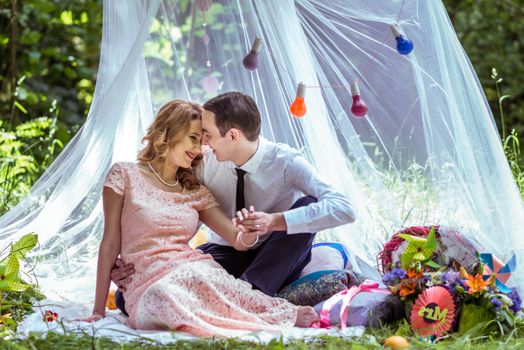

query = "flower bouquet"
[[379, 226, 522, 338]]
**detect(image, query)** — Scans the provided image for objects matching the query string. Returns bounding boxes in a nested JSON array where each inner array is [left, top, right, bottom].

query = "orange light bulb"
[[290, 82, 307, 118]]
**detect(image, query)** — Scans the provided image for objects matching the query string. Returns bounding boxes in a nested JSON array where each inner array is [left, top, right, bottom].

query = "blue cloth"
[[312, 242, 349, 268]]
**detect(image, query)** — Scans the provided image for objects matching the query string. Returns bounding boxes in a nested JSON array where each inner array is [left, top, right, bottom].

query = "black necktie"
[[235, 168, 247, 212]]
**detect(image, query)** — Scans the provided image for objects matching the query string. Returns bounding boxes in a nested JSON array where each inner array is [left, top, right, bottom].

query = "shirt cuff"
[[282, 208, 310, 234]]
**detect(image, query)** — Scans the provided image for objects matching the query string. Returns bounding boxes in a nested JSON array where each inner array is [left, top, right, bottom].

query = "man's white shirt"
[[194, 137, 356, 246]]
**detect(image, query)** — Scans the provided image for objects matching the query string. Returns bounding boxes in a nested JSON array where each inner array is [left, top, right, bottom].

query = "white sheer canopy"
[[1, 0, 523, 299]]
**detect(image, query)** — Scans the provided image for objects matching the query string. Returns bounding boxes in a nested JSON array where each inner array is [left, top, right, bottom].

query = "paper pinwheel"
[[479, 253, 516, 294], [397, 226, 439, 270], [410, 285, 458, 337], [0, 233, 37, 292], [0, 254, 29, 292]]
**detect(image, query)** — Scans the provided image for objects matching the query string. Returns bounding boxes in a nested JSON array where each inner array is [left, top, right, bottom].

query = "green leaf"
[[424, 259, 440, 269], [10, 233, 38, 260], [60, 10, 74, 25], [459, 303, 496, 335], [14, 101, 28, 114], [80, 12, 89, 23], [500, 94, 511, 103]]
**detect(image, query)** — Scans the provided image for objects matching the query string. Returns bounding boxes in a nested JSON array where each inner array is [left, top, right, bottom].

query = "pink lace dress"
[[103, 162, 298, 337]]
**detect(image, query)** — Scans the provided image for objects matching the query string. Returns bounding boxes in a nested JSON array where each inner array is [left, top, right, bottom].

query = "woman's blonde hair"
[[138, 99, 203, 190]]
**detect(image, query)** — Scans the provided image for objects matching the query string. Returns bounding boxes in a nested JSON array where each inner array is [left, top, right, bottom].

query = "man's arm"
[[281, 155, 356, 234], [240, 155, 356, 235]]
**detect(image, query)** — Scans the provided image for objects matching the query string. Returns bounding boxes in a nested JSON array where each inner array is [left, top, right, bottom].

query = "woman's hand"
[[79, 311, 105, 322]]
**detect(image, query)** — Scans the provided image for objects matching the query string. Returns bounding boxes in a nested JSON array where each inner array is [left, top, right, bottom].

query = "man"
[[112, 91, 356, 314]]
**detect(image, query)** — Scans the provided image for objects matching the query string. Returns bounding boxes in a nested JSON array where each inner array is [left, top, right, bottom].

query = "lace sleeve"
[[103, 163, 125, 196], [194, 185, 219, 211]]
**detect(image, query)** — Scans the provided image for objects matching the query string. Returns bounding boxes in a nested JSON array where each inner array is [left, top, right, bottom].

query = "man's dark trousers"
[[198, 195, 317, 296]]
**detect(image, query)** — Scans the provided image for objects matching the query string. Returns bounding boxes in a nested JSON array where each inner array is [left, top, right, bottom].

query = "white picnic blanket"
[[18, 298, 364, 344]]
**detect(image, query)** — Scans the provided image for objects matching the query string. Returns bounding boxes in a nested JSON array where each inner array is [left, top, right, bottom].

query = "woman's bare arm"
[[198, 206, 258, 251], [88, 187, 123, 320]]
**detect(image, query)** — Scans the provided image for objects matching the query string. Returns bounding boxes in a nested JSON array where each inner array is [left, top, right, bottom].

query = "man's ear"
[[228, 128, 242, 143]]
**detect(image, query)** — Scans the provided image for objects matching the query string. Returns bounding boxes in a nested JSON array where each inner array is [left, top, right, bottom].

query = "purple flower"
[[491, 298, 503, 311], [383, 268, 407, 286], [421, 275, 431, 284], [440, 270, 463, 288], [510, 288, 522, 314]]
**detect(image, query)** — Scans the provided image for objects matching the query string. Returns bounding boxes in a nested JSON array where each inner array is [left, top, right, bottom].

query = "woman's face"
[[166, 119, 202, 169]]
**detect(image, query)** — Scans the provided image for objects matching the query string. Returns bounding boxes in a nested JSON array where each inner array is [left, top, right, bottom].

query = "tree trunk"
[[9, 0, 19, 128]]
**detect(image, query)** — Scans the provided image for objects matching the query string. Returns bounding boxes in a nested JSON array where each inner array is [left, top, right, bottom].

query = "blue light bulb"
[[390, 25, 414, 55], [396, 35, 414, 55]]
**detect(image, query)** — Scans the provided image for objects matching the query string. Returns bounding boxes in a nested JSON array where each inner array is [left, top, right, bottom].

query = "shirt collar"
[[234, 136, 268, 173]]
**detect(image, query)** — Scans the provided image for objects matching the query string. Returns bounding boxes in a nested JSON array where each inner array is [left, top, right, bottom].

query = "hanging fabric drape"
[[1, 0, 523, 299]]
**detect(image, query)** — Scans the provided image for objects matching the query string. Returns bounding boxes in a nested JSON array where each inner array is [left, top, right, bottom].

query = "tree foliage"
[[0, 0, 102, 129], [443, 0, 524, 135]]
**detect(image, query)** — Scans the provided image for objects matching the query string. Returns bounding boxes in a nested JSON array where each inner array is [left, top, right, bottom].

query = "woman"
[[84, 100, 318, 337]]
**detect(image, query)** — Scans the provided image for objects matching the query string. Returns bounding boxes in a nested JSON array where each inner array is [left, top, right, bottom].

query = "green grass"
[[4, 322, 524, 350]]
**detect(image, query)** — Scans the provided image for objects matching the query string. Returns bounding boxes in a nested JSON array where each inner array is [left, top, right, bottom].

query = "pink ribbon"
[[312, 279, 390, 329]]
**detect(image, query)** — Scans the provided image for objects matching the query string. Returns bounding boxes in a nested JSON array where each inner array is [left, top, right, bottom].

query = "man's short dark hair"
[[203, 92, 261, 141]]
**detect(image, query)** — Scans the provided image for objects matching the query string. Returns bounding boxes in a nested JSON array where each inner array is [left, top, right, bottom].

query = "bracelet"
[[238, 231, 259, 248]]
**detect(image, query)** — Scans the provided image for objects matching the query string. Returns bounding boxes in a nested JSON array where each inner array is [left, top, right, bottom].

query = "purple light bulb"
[[243, 37, 262, 70]]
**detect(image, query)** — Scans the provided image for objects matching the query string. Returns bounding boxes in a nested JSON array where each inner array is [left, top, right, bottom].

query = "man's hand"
[[110, 258, 135, 292], [233, 206, 287, 235]]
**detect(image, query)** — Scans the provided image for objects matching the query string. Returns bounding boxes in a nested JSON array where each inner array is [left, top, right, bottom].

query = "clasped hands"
[[232, 206, 274, 247]]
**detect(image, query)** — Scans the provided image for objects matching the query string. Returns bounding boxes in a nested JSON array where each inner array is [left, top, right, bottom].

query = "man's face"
[[202, 110, 234, 162]]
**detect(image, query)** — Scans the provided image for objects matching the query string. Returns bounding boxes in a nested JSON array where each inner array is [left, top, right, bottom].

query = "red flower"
[[43, 310, 58, 322]]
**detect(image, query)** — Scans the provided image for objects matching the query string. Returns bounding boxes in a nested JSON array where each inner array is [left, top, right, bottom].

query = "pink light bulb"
[[202, 74, 219, 94], [195, 0, 213, 12], [243, 37, 262, 70], [350, 81, 368, 117]]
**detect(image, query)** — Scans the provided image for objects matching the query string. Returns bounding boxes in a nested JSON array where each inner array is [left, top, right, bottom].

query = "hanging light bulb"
[[242, 37, 263, 70], [202, 33, 209, 46], [195, 0, 213, 12], [350, 80, 368, 118], [390, 25, 413, 55], [202, 74, 219, 94], [290, 82, 307, 118]]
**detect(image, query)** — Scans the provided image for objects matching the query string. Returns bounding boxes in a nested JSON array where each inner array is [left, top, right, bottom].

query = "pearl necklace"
[[148, 162, 179, 187]]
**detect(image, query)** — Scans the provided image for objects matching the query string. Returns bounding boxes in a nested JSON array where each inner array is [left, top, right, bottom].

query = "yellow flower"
[[459, 266, 468, 279], [0, 313, 12, 326]]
